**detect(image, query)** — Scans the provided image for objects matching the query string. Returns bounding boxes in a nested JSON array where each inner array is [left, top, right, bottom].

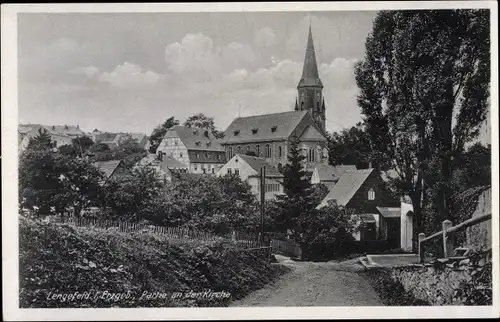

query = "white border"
[[2, 1, 499, 320]]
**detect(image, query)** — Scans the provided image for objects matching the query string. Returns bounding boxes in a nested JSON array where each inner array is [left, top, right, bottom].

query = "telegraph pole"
[[260, 166, 266, 247]]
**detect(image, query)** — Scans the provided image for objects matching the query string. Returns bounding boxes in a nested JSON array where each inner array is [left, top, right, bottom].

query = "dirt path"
[[230, 256, 384, 307]]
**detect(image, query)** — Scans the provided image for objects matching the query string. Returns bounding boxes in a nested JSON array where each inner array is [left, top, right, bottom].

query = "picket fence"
[[45, 215, 261, 248]]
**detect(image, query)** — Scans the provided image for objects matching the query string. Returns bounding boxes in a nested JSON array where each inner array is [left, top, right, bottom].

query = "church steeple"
[[297, 23, 322, 89], [296, 20, 326, 133]]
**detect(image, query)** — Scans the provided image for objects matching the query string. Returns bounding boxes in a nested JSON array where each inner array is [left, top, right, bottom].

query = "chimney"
[[77, 124, 80, 129]]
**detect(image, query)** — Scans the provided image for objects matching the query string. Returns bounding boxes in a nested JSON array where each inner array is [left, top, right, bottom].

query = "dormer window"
[[271, 126, 277, 132], [368, 188, 375, 200], [193, 130, 198, 135], [195, 141, 201, 146], [234, 130, 240, 136], [252, 128, 258, 134], [206, 141, 211, 147]]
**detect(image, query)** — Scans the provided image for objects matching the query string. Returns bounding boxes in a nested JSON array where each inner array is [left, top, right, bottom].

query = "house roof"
[[222, 110, 309, 144], [48, 125, 85, 137], [93, 160, 122, 186], [376, 207, 401, 218], [236, 154, 282, 177], [319, 168, 374, 207], [166, 126, 224, 152], [314, 164, 357, 182]]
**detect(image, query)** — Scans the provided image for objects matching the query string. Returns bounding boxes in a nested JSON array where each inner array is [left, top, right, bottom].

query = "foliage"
[[101, 164, 164, 220], [139, 174, 260, 234], [19, 149, 103, 216], [454, 251, 492, 305], [18, 217, 290, 308], [327, 122, 388, 170], [91, 135, 147, 169], [297, 203, 357, 261], [184, 113, 225, 139], [148, 116, 180, 153], [310, 183, 330, 205], [71, 135, 94, 156], [355, 10, 490, 244], [27, 128, 53, 151]]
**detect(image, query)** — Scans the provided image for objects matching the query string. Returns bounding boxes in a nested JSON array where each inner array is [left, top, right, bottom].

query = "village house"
[[18, 124, 86, 152], [91, 130, 148, 150], [135, 153, 189, 183], [156, 125, 226, 174], [310, 164, 357, 189], [216, 154, 284, 201], [317, 168, 402, 248], [221, 25, 329, 174], [92, 159, 131, 187]]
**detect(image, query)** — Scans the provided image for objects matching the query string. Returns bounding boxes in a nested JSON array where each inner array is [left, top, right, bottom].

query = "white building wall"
[[400, 202, 414, 252]]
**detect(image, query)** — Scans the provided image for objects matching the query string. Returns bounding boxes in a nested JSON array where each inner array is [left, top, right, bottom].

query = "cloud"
[[164, 33, 257, 82], [254, 27, 276, 47], [98, 62, 161, 88], [69, 65, 100, 79]]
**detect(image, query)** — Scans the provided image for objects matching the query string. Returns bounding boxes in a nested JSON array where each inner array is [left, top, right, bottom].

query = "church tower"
[[296, 23, 326, 133]]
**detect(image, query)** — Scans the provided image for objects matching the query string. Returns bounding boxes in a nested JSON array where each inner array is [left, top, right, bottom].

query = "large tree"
[[148, 117, 179, 153], [327, 122, 389, 170], [355, 10, 490, 245], [184, 113, 224, 138], [274, 136, 315, 238]]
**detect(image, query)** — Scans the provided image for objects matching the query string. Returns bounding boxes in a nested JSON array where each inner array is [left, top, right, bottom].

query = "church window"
[[228, 147, 233, 159], [246, 146, 250, 153], [368, 189, 375, 200], [278, 146, 282, 158], [234, 130, 240, 136], [256, 145, 260, 156], [265, 144, 271, 158], [237, 146, 241, 154]]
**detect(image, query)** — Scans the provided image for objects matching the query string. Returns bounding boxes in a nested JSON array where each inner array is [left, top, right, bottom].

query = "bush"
[[19, 217, 289, 308]]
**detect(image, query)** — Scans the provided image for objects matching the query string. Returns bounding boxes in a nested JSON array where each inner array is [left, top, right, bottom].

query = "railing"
[[418, 213, 492, 263]]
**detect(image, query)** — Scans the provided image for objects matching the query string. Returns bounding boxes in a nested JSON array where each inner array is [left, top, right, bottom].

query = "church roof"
[[297, 24, 323, 89], [223, 110, 308, 144], [314, 164, 357, 182]]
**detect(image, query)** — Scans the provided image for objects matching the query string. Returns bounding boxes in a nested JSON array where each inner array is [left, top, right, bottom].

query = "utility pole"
[[260, 166, 266, 247]]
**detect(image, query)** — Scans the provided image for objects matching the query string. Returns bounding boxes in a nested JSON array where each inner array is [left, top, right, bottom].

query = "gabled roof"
[[166, 126, 224, 151], [299, 124, 327, 142], [223, 110, 309, 144], [93, 160, 122, 186], [319, 169, 374, 207], [48, 125, 85, 137], [314, 164, 357, 182], [236, 154, 282, 177], [376, 207, 401, 218]]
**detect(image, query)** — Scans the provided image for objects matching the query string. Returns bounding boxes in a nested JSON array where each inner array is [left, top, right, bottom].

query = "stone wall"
[[390, 255, 491, 305]]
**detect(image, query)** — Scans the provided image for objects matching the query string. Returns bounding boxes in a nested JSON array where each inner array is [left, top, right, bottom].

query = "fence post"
[[418, 233, 425, 263], [442, 220, 454, 258]]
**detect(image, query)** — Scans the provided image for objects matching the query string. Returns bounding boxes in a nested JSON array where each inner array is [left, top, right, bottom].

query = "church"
[[221, 24, 329, 173]]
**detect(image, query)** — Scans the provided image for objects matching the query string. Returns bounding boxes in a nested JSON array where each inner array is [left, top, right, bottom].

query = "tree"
[[274, 135, 315, 238], [355, 10, 490, 245], [19, 149, 103, 216], [184, 113, 225, 139], [27, 128, 53, 151], [71, 135, 94, 156], [326, 122, 388, 170], [148, 117, 179, 153]]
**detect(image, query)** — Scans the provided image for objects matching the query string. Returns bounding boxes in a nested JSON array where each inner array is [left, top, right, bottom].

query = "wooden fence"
[[418, 213, 492, 263], [45, 216, 260, 248], [270, 239, 302, 260]]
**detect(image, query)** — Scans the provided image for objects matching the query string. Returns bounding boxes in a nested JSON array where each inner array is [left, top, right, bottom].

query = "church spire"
[[297, 21, 322, 89]]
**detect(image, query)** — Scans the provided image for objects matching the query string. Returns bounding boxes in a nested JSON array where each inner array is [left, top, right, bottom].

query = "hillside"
[[19, 217, 289, 308]]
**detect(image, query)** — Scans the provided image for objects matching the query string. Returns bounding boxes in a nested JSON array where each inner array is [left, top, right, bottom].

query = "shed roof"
[[376, 207, 401, 218]]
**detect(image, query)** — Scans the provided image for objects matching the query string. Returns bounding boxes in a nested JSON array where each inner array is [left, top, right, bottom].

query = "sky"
[[17, 11, 378, 135], [17, 11, 490, 145]]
